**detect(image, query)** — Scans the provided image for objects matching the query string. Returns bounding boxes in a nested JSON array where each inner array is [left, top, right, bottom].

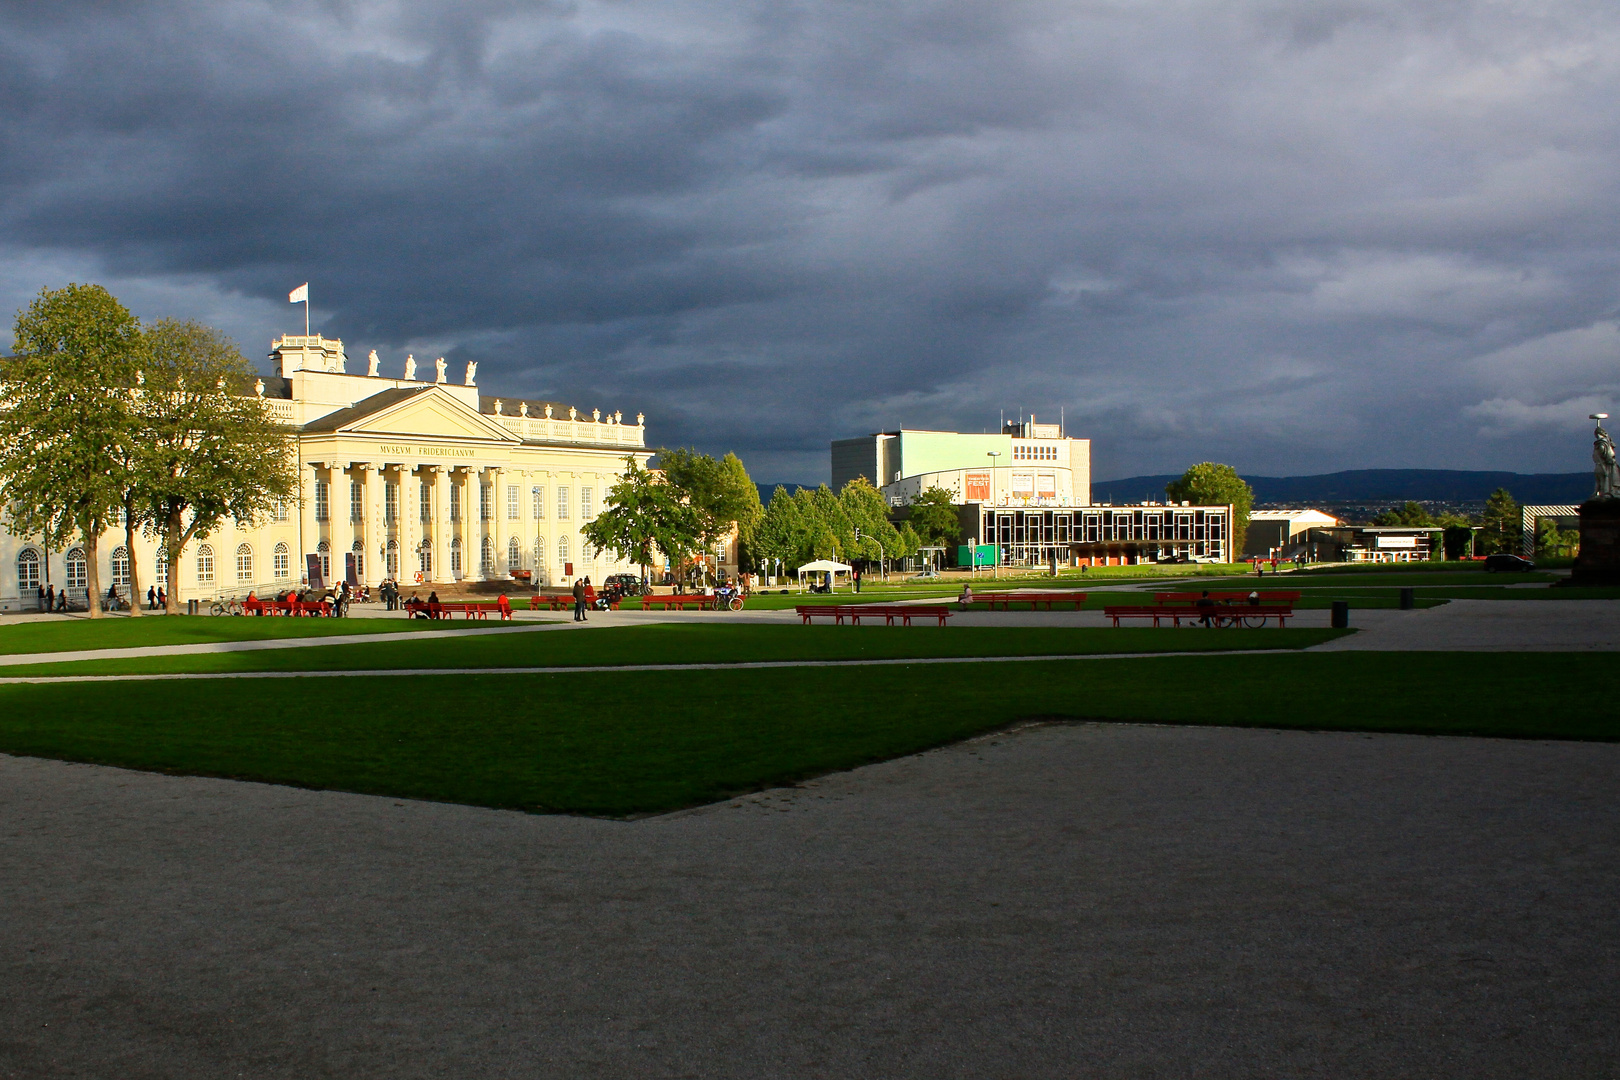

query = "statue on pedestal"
[[367, 350, 380, 377], [1595, 420, 1619, 499], [405, 354, 417, 381], [435, 357, 448, 383], [465, 361, 477, 386]]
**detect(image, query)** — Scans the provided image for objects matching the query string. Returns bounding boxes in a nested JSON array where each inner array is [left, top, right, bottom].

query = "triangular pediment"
[[341, 388, 520, 443]]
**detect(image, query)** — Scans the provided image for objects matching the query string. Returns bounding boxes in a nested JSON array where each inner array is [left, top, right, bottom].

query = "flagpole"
[[305, 289, 310, 337]]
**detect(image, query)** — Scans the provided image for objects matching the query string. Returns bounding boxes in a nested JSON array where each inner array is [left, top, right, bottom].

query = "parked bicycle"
[[209, 597, 245, 617]]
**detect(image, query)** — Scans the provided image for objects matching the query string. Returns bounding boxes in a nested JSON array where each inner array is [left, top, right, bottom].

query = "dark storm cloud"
[[2, 0, 1618, 482]]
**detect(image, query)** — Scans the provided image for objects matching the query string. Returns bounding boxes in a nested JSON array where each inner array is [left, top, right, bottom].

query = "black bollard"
[[1399, 587, 1415, 610], [1331, 600, 1349, 628]]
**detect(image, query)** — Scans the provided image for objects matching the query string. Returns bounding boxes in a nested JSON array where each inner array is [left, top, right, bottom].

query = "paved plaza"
[[2, 723, 1617, 1078]]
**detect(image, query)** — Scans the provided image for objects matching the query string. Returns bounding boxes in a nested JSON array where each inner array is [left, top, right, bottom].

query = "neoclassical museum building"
[[0, 335, 652, 611]]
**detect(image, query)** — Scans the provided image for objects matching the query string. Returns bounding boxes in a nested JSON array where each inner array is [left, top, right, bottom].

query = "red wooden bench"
[[1104, 603, 1295, 628], [246, 598, 332, 617], [529, 590, 619, 611], [642, 594, 715, 611], [796, 605, 952, 627], [973, 591, 1088, 610], [1154, 591, 1301, 603], [434, 601, 513, 621]]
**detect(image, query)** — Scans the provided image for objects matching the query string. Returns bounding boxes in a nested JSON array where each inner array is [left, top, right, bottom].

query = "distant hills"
[[1093, 469, 1591, 506]]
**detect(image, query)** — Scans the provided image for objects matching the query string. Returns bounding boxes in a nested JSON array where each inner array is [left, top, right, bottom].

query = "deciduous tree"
[[584, 457, 703, 582], [0, 284, 143, 618], [1166, 462, 1254, 553], [138, 319, 297, 614], [905, 486, 962, 547], [1480, 488, 1520, 555]]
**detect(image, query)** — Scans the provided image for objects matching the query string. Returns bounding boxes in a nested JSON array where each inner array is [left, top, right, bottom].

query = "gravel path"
[[2, 724, 1616, 1078]]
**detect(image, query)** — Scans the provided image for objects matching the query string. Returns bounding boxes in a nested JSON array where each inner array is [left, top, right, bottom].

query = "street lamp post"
[[986, 451, 1002, 578]]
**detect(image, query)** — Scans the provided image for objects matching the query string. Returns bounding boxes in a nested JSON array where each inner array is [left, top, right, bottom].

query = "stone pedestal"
[[1564, 498, 1620, 586]]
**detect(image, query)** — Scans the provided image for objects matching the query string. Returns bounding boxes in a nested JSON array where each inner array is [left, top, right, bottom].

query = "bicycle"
[[209, 598, 245, 617]]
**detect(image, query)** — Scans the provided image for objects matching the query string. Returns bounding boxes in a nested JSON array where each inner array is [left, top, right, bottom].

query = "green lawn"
[[0, 614, 502, 655], [0, 623, 1348, 676], [0, 652, 1613, 816]]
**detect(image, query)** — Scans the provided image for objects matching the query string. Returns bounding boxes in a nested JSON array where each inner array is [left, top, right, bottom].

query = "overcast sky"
[[2, 0, 1617, 483]]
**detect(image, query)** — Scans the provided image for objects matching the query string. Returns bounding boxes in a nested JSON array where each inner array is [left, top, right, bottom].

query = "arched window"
[[316, 540, 330, 581], [386, 539, 398, 577], [196, 544, 214, 584], [351, 539, 364, 581], [236, 543, 253, 582], [557, 535, 569, 565], [65, 548, 87, 590], [419, 539, 432, 577], [111, 546, 130, 586], [16, 548, 40, 592], [480, 536, 494, 575], [451, 537, 463, 578], [273, 542, 290, 578], [154, 548, 168, 587], [533, 537, 545, 568], [507, 536, 521, 573]]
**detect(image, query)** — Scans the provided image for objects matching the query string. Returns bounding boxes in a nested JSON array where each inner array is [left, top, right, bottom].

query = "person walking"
[[853, 567, 861, 593], [572, 577, 588, 622], [147, 585, 156, 610], [37, 584, 46, 612], [45, 584, 55, 613], [156, 586, 166, 611]]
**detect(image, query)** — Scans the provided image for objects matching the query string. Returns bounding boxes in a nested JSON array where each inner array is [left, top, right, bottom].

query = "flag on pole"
[[288, 283, 309, 304]]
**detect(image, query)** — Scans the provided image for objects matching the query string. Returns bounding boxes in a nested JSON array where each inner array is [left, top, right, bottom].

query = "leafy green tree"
[[0, 284, 144, 618], [1373, 501, 1432, 526], [1480, 487, 1520, 555], [1166, 462, 1254, 555], [658, 447, 764, 571], [138, 319, 298, 614], [584, 457, 703, 581], [1535, 516, 1579, 559], [755, 485, 815, 570], [906, 486, 962, 547], [895, 522, 923, 566], [839, 477, 902, 571]]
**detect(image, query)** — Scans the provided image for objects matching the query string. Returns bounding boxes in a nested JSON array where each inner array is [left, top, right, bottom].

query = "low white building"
[[1244, 509, 1341, 558]]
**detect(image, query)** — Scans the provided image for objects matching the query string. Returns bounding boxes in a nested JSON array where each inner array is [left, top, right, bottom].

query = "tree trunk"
[[124, 498, 142, 618], [82, 524, 102, 619], [163, 508, 190, 616]]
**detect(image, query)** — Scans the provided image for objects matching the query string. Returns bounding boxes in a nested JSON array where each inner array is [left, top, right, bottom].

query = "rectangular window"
[[314, 480, 329, 522], [557, 486, 569, 520], [532, 486, 544, 519], [351, 481, 364, 523], [480, 483, 492, 521], [420, 482, 431, 523], [507, 484, 520, 520], [451, 484, 461, 522], [385, 483, 398, 524], [274, 499, 288, 523], [581, 486, 594, 521]]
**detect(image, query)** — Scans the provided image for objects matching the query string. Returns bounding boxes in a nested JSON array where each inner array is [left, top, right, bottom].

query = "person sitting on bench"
[[1196, 590, 1216, 627], [958, 584, 974, 609]]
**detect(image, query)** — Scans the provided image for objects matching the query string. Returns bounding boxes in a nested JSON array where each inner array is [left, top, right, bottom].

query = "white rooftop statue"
[[434, 357, 447, 384], [404, 354, 417, 381], [519, 401, 528, 417], [465, 361, 477, 386], [367, 350, 380, 377]]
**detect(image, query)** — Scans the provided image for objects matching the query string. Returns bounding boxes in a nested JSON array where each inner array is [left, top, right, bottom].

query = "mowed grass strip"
[[0, 614, 502, 655], [0, 624, 1348, 676], [0, 652, 1614, 816]]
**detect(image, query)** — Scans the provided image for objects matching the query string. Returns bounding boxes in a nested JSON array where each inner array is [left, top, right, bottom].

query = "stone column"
[[357, 462, 383, 588], [300, 462, 320, 587], [487, 466, 503, 582], [436, 466, 455, 583], [409, 465, 428, 585]]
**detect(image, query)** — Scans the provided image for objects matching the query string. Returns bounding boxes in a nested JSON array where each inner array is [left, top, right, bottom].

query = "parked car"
[[602, 573, 648, 595], [1484, 553, 1535, 572]]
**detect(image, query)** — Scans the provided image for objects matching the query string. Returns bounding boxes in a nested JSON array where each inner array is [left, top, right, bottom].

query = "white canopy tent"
[[796, 559, 853, 592]]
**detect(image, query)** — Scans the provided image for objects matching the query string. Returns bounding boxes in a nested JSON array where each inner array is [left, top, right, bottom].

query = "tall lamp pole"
[[986, 450, 1002, 578]]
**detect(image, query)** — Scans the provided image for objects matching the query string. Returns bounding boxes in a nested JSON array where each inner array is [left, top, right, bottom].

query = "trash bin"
[[1331, 600, 1349, 628], [187, 598, 200, 616], [1399, 587, 1415, 610]]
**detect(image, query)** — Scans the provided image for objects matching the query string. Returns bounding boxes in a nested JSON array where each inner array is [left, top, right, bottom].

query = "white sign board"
[[1376, 535, 1419, 549]]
